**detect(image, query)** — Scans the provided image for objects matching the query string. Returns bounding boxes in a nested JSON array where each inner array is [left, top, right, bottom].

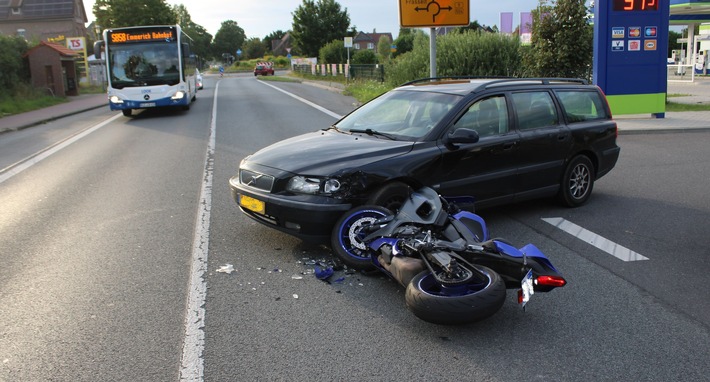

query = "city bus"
[[94, 25, 197, 117]]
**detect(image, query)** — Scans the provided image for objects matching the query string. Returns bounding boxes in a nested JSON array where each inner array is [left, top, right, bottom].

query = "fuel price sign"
[[593, 0, 669, 116]]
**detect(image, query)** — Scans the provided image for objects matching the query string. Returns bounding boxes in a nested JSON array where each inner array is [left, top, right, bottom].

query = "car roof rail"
[[400, 76, 510, 86], [478, 77, 588, 90], [400, 77, 588, 90]]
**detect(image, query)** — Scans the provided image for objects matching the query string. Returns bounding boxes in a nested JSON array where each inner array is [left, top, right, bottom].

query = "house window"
[[11, 7, 21, 15], [354, 43, 360, 49], [367, 43, 374, 49]]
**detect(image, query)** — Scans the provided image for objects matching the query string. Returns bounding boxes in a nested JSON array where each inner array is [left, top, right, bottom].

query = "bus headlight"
[[109, 96, 123, 104], [171, 91, 186, 100]]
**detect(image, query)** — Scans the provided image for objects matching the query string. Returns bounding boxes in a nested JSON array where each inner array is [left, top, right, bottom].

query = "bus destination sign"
[[108, 29, 175, 44]]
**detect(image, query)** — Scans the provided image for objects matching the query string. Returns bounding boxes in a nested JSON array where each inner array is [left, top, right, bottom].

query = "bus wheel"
[[122, 109, 132, 117]]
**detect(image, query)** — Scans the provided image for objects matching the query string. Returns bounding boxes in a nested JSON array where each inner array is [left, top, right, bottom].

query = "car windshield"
[[108, 42, 180, 89], [335, 90, 461, 140]]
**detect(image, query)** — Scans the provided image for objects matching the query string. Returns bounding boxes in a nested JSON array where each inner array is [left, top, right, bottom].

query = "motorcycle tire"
[[331, 205, 391, 271], [405, 266, 506, 325]]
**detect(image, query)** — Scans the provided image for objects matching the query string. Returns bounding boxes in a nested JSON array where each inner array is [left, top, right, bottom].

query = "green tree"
[[263, 30, 286, 54], [93, 0, 176, 31], [212, 20, 246, 62], [184, 24, 213, 62], [377, 35, 391, 62], [392, 28, 425, 58], [385, 33, 430, 86], [523, 0, 593, 79], [291, 0, 350, 57], [0, 35, 29, 91], [243, 37, 266, 59], [319, 39, 348, 64], [172, 4, 213, 62]]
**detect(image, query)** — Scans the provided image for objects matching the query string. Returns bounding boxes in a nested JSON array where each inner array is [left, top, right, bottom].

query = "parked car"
[[230, 77, 620, 243], [254, 62, 274, 76]]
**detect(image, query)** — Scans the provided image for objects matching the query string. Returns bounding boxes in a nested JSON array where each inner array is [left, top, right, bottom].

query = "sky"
[[83, 0, 541, 40]]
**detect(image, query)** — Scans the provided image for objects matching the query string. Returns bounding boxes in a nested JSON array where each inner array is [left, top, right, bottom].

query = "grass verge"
[[665, 101, 710, 112]]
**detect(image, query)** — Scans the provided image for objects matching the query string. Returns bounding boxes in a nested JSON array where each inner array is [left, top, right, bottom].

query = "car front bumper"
[[229, 175, 352, 243]]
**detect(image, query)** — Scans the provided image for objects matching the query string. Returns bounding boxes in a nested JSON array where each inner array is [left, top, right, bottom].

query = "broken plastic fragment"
[[293, 294, 299, 299], [333, 277, 345, 283], [216, 264, 235, 274], [314, 266, 334, 281], [291, 275, 304, 280]]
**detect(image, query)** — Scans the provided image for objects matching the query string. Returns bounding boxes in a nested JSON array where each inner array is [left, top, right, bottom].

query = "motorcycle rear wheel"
[[405, 266, 506, 325], [331, 205, 391, 270]]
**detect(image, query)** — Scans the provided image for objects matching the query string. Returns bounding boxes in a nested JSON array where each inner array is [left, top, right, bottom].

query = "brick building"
[[352, 30, 393, 51], [23, 41, 79, 96], [0, 0, 87, 42]]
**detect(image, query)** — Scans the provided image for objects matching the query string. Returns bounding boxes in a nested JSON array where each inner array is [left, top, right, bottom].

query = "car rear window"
[[555, 90, 609, 122]]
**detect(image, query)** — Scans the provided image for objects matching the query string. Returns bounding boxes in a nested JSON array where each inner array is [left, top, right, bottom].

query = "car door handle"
[[557, 133, 569, 141], [502, 142, 517, 150]]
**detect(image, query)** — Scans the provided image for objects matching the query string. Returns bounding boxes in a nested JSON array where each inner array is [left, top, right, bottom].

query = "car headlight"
[[171, 91, 186, 100], [109, 95, 123, 104], [287, 176, 341, 195]]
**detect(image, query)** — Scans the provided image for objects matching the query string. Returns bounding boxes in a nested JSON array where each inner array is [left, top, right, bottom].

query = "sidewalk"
[[0, 93, 107, 134], [3, 81, 710, 135]]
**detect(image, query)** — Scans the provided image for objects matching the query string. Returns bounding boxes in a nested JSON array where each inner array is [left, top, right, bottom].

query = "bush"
[[385, 31, 522, 87], [437, 31, 522, 77], [384, 34, 430, 87], [351, 49, 377, 65], [319, 39, 348, 64], [0, 35, 30, 91]]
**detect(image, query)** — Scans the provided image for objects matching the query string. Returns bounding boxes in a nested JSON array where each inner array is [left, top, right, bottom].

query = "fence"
[[349, 64, 385, 82], [667, 64, 696, 82], [291, 63, 385, 82]]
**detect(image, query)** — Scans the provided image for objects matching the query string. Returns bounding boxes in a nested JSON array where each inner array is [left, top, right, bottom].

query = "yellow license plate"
[[239, 194, 265, 214]]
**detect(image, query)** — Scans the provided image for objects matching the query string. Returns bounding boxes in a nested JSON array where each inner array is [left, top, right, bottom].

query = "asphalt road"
[[1, 73, 708, 381]]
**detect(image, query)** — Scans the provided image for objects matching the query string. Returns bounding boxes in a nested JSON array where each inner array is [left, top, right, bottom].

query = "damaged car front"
[[228, 130, 420, 243]]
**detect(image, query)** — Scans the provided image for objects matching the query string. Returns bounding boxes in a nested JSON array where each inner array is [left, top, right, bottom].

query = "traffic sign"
[[399, 0, 469, 28]]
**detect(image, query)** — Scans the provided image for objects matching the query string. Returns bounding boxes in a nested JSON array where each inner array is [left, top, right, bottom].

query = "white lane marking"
[[0, 113, 122, 184], [179, 84, 217, 381], [257, 80, 343, 119], [542, 217, 649, 262]]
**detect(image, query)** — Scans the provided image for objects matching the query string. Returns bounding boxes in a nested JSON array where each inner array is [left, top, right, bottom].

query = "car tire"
[[122, 109, 132, 117], [367, 182, 411, 212], [559, 155, 595, 207]]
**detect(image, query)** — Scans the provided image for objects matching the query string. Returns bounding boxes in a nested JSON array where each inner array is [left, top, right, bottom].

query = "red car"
[[254, 62, 274, 76]]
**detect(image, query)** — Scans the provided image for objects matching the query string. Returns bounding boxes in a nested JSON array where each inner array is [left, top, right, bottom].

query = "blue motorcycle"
[[331, 187, 567, 325]]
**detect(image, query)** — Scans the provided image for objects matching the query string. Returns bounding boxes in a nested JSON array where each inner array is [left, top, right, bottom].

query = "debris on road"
[[216, 264, 235, 274]]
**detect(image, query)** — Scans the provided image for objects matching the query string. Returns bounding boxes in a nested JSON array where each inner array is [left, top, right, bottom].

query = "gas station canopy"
[[670, 0, 710, 24]]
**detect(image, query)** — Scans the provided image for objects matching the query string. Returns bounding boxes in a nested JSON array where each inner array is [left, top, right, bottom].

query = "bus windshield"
[[108, 42, 180, 88]]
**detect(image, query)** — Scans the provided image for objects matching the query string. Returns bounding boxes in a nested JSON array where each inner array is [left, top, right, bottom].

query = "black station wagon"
[[230, 78, 620, 242]]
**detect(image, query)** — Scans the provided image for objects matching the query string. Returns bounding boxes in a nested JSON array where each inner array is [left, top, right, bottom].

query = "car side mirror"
[[445, 128, 479, 149]]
